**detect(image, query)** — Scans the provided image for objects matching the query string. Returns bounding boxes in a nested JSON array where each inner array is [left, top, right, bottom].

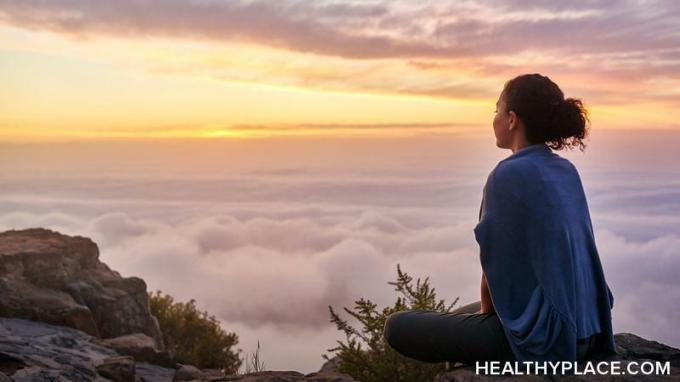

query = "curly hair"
[[503, 73, 590, 151]]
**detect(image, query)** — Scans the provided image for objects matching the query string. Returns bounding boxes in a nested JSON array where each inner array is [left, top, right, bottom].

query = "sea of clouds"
[[0, 129, 678, 372]]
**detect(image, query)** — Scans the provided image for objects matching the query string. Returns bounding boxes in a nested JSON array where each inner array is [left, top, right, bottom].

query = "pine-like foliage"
[[324, 264, 459, 382]]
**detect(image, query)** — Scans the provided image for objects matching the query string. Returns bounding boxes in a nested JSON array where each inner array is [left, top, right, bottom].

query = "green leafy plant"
[[149, 290, 242, 373], [324, 264, 459, 382]]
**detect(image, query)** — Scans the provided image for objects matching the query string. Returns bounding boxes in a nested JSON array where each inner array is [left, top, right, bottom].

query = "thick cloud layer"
[[1, 1, 679, 103], [1, 0, 677, 59], [0, 131, 679, 372]]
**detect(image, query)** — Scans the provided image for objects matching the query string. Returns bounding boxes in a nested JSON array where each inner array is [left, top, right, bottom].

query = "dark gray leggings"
[[383, 300, 593, 366], [382, 300, 515, 366]]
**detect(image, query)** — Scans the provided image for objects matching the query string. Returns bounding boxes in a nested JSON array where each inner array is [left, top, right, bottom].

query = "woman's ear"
[[508, 110, 517, 131]]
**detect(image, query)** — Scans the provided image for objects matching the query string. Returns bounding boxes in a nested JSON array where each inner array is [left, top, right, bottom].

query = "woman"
[[382, 73, 617, 367]]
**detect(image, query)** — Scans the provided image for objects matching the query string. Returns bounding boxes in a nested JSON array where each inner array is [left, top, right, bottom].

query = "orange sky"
[[1, 1, 679, 141], [1, 2, 680, 372]]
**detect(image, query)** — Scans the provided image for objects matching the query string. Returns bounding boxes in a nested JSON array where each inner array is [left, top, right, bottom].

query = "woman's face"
[[493, 91, 513, 148]]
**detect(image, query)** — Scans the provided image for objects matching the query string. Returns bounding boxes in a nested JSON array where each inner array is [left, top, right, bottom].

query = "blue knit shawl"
[[474, 143, 617, 362]]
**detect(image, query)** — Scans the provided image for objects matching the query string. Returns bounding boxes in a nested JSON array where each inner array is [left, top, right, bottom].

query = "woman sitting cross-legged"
[[383, 73, 618, 368]]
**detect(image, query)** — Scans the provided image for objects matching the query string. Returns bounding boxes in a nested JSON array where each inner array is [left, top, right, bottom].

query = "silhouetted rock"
[[0, 228, 164, 349]]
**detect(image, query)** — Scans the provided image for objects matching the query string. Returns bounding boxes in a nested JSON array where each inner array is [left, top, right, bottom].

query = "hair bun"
[[503, 74, 590, 151]]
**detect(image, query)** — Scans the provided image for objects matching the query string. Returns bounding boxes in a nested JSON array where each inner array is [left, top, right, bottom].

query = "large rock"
[[0, 317, 174, 381], [173, 364, 203, 381], [0, 317, 358, 382], [0, 317, 117, 381], [136, 362, 176, 382], [0, 228, 164, 349], [99, 333, 174, 367], [95, 355, 135, 381]]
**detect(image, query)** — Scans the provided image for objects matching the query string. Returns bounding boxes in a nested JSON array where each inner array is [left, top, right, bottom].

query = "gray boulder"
[[96, 355, 136, 381], [0, 317, 117, 381], [0, 228, 164, 349], [100, 333, 174, 367], [173, 364, 203, 381], [0, 317, 176, 381]]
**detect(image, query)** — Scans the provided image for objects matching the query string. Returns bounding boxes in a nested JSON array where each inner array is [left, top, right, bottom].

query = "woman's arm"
[[479, 272, 495, 314]]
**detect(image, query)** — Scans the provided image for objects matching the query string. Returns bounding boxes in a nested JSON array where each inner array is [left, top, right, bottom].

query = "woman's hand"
[[479, 272, 495, 314]]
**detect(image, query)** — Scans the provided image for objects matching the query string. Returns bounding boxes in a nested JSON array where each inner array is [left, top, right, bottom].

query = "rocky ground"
[[1, 228, 679, 381], [0, 316, 356, 381]]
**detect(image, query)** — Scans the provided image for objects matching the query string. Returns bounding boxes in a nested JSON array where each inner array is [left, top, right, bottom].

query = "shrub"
[[241, 340, 266, 374], [324, 264, 458, 382], [149, 290, 242, 373]]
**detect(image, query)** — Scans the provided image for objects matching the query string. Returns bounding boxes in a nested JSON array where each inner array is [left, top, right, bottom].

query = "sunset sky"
[[1, 0, 679, 140], [1, 0, 680, 373]]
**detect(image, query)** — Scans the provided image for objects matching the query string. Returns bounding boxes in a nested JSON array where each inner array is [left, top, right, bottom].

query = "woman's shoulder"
[[492, 148, 578, 183], [483, 161, 537, 206], [488, 155, 540, 187], [486, 150, 581, 205]]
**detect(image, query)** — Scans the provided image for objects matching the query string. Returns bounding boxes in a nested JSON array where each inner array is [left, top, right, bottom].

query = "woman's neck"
[[510, 139, 531, 153]]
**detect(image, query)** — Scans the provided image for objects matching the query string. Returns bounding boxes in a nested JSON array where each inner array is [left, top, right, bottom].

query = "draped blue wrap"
[[474, 143, 617, 362]]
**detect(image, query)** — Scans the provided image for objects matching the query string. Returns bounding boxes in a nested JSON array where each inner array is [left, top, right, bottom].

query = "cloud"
[[1, 1, 678, 105], [39, 209, 480, 332], [0, 0, 421, 59], [1, 0, 677, 63], [2, 202, 680, 371], [1, 132, 679, 371], [595, 229, 680, 346]]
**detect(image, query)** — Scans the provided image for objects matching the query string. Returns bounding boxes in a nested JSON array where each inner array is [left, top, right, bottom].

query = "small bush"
[[241, 340, 266, 374], [149, 290, 242, 373], [324, 264, 458, 382]]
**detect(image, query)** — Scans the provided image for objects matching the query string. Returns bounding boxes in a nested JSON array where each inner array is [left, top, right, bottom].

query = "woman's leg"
[[450, 300, 481, 315], [383, 302, 515, 365]]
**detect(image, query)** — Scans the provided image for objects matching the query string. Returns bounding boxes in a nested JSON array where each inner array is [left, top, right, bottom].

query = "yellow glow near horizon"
[[0, 24, 678, 142]]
